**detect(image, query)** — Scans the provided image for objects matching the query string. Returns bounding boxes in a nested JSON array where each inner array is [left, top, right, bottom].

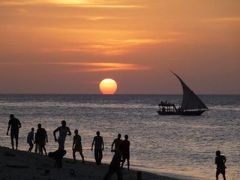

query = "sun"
[[99, 78, 118, 95]]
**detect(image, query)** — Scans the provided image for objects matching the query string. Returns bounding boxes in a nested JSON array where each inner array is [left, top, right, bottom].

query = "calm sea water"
[[0, 95, 239, 179]]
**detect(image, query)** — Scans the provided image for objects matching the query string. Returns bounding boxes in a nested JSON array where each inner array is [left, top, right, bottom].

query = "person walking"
[[53, 120, 71, 150], [72, 129, 85, 163], [215, 150, 227, 180], [91, 131, 104, 165], [6, 114, 21, 150], [121, 135, 130, 170], [35, 124, 48, 155], [27, 128, 34, 152]]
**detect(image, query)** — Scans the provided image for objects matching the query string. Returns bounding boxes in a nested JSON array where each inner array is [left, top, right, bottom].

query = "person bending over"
[[103, 151, 122, 180]]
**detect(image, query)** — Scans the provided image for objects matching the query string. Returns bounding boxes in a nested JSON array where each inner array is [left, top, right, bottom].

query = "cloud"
[[0, 0, 143, 9], [85, 16, 124, 21], [0, 62, 151, 72], [48, 62, 151, 72], [204, 17, 240, 23], [42, 38, 178, 56]]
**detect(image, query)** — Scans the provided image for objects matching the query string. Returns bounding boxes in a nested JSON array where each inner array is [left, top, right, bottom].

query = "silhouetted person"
[[162, 107, 166, 113], [215, 150, 226, 180], [35, 126, 40, 153], [48, 149, 66, 168], [35, 124, 48, 155], [121, 135, 130, 170], [91, 131, 104, 165], [6, 114, 21, 150], [27, 128, 34, 152], [111, 134, 122, 152], [103, 151, 122, 180], [53, 120, 71, 150], [72, 129, 85, 163], [34, 130, 39, 153]]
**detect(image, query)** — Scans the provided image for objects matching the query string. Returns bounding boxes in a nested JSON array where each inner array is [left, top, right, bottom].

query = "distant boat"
[[158, 72, 208, 116]]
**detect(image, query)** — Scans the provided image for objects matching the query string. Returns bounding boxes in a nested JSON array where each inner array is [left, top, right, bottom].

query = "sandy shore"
[[0, 146, 181, 180]]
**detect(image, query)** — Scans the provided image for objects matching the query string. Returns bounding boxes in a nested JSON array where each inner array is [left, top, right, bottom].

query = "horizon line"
[[0, 93, 239, 96]]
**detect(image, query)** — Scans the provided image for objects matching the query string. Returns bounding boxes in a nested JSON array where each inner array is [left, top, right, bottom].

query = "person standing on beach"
[[35, 124, 48, 155], [53, 120, 71, 150], [121, 135, 130, 170], [34, 130, 39, 153], [72, 129, 85, 163], [91, 131, 104, 165], [6, 114, 21, 150], [215, 150, 227, 180], [111, 134, 122, 152], [27, 128, 34, 152]]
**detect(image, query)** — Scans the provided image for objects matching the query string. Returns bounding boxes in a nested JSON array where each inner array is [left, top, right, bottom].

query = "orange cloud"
[[0, 0, 143, 9], [204, 17, 240, 23], [0, 62, 151, 72], [48, 62, 151, 72], [42, 38, 178, 55]]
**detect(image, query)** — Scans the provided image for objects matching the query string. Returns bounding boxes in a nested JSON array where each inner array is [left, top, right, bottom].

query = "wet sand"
[[0, 146, 180, 180]]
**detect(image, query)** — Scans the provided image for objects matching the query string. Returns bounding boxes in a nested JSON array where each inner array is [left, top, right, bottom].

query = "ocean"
[[0, 95, 239, 179]]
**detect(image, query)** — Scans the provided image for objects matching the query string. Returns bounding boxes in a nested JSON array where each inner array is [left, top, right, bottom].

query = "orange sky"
[[0, 0, 239, 94]]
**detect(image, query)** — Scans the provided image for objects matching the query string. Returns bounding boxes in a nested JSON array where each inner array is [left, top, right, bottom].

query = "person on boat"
[[162, 107, 166, 113], [121, 135, 130, 170], [111, 134, 122, 152], [6, 114, 21, 150], [91, 131, 104, 165], [72, 129, 85, 163], [215, 150, 227, 180], [53, 120, 71, 150], [27, 128, 34, 152], [35, 123, 48, 155]]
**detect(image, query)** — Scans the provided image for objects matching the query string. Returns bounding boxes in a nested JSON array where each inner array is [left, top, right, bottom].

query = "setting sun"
[[99, 78, 118, 95]]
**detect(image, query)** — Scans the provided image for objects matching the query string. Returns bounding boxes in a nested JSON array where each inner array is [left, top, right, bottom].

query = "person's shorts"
[[58, 139, 66, 150], [38, 140, 46, 146], [73, 146, 83, 153], [11, 131, 19, 139], [216, 168, 225, 175], [122, 153, 130, 160]]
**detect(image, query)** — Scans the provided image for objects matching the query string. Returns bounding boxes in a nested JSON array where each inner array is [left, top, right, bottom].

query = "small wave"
[[210, 105, 240, 111]]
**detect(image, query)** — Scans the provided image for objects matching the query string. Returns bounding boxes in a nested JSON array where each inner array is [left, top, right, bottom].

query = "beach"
[[0, 146, 179, 180]]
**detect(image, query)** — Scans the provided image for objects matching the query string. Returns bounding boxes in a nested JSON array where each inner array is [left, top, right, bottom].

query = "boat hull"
[[157, 111, 180, 115], [157, 110, 205, 116], [180, 110, 205, 116]]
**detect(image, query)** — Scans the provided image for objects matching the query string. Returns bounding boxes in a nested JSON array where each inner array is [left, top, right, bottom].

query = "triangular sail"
[[172, 72, 208, 111]]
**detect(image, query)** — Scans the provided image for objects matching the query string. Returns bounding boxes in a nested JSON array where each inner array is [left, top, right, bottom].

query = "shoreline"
[[0, 146, 181, 180]]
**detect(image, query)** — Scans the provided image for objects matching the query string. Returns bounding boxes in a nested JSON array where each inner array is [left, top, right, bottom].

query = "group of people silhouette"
[[6, 114, 227, 180], [6, 114, 130, 173]]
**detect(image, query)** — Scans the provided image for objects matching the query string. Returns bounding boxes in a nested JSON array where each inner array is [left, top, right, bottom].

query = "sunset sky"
[[0, 0, 239, 94]]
